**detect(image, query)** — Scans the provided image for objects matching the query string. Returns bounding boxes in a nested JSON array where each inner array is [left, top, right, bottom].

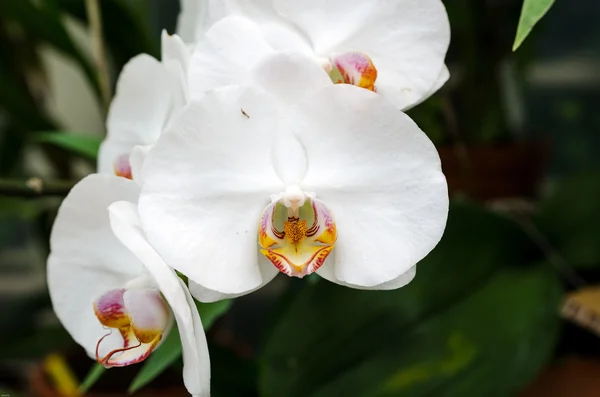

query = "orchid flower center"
[[93, 283, 170, 368], [326, 52, 378, 92], [113, 153, 132, 180], [259, 186, 337, 277]]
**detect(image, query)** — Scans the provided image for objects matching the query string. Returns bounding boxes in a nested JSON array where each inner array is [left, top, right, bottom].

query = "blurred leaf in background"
[[260, 202, 562, 397], [34, 131, 101, 160], [537, 172, 600, 270], [513, 0, 556, 51]]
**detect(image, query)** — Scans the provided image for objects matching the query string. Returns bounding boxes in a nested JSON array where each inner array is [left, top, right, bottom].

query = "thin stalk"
[[85, 0, 111, 111], [0, 178, 74, 197]]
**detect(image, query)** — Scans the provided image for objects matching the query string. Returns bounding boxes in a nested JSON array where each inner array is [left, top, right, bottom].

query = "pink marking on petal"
[[93, 288, 130, 328], [113, 153, 132, 179]]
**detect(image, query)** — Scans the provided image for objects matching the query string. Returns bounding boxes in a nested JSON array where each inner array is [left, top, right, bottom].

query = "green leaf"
[[128, 299, 233, 394], [537, 172, 600, 269], [513, 0, 556, 51], [35, 132, 102, 160], [78, 363, 106, 394], [259, 203, 561, 397], [195, 299, 233, 328]]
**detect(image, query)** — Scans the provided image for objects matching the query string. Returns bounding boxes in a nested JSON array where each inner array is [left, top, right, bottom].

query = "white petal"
[[258, 22, 313, 55], [274, 0, 450, 110], [106, 54, 173, 146], [271, 128, 307, 186], [139, 86, 282, 294], [248, 52, 332, 106], [405, 64, 450, 111], [98, 139, 132, 175], [249, 52, 333, 185], [188, 16, 274, 99], [178, 0, 283, 40], [47, 174, 143, 358], [293, 85, 448, 287], [108, 201, 210, 397], [129, 145, 152, 186], [161, 30, 190, 74], [189, 255, 278, 302], [176, 0, 207, 43], [317, 263, 416, 290]]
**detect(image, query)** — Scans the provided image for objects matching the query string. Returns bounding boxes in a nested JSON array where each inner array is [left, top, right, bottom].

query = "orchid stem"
[[85, 0, 111, 111], [0, 178, 74, 197]]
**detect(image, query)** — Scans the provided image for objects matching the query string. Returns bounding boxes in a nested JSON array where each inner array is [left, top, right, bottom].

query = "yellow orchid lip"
[[258, 198, 337, 277], [93, 288, 169, 368]]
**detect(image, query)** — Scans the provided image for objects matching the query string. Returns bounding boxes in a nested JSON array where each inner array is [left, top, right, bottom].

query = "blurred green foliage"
[[537, 173, 600, 269], [260, 203, 562, 396]]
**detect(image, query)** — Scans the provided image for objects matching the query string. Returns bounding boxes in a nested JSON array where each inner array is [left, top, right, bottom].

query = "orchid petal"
[[99, 55, 175, 175], [292, 85, 448, 287], [98, 140, 133, 176], [189, 255, 278, 303], [317, 264, 417, 290], [139, 86, 282, 295], [139, 87, 282, 294], [259, 22, 313, 55], [129, 145, 152, 186], [274, 0, 450, 109], [176, 0, 207, 43], [248, 52, 332, 106], [161, 30, 190, 75], [106, 55, 172, 142], [405, 64, 450, 110], [188, 16, 273, 100], [177, 0, 281, 41], [47, 174, 142, 359], [108, 201, 210, 397]]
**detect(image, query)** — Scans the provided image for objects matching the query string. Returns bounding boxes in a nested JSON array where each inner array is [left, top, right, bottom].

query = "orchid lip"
[[93, 288, 170, 368], [259, 194, 337, 278], [327, 52, 378, 92]]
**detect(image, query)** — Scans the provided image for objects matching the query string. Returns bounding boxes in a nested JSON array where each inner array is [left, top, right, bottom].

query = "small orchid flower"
[[136, 54, 448, 301], [185, 0, 450, 110], [48, 174, 210, 397], [98, 32, 189, 183]]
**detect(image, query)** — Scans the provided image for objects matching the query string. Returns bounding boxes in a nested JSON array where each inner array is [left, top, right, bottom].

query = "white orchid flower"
[[47, 174, 210, 397], [136, 53, 448, 301], [98, 32, 189, 183], [182, 0, 450, 110]]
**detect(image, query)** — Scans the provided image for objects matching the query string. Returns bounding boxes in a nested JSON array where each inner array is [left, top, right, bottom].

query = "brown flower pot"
[[438, 141, 548, 201], [519, 357, 600, 397]]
